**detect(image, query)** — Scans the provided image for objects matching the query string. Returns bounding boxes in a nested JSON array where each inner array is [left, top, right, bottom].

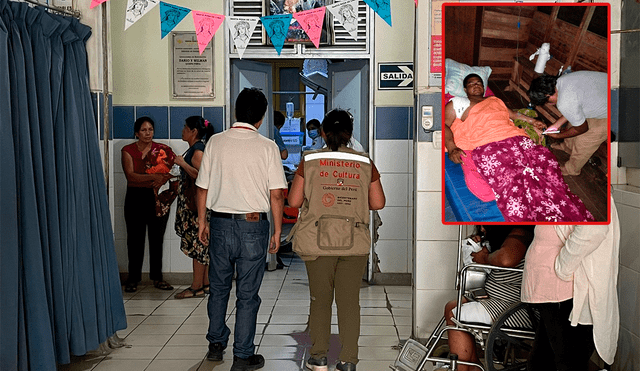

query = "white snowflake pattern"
[[488, 178, 495, 185], [510, 145, 519, 153], [512, 186, 519, 193], [505, 196, 526, 218], [538, 155, 546, 161], [560, 200, 567, 206], [545, 188, 555, 198], [545, 215, 559, 222], [521, 138, 535, 150], [541, 200, 564, 218], [479, 154, 501, 176], [548, 159, 558, 168], [535, 206, 543, 213], [525, 189, 533, 203], [536, 166, 544, 173], [523, 166, 540, 181]]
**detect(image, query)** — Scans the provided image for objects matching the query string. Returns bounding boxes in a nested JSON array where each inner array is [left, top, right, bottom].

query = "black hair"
[[235, 87, 268, 125], [528, 74, 558, 106], [463, 73, 484, 88], [134, 116, 154, 136], [185, 115, 215, 142], [273, 110, 285, 129], [321, 109, 353, 151], [306, 119, 321, 130], [480, 225, 534, 252]]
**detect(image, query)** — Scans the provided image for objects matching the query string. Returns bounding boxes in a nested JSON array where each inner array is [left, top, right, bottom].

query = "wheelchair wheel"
[[485, 302, 538, 371]]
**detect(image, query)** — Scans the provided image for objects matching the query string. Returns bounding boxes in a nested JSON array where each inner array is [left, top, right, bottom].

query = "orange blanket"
[[450, 97, 527, 151]]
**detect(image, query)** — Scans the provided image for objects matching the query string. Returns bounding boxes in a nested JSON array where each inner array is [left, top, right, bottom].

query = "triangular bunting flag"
[[159, 2, 190, 39], [261, 14, 292, 55], [90, 0, 108, 9], [124, 0, 160, 31], [363, 0, 391, 26], [227, 16, 260, 59], [292, 7, 325, 48], [415, 0, 418, 7], [192, 11, 225, 55], [325, 0, 359, 41]]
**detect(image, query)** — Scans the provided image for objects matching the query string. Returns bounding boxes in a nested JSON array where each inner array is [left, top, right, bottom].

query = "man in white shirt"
[[196, 88, 287, 371], [528, 71, 608, 176]]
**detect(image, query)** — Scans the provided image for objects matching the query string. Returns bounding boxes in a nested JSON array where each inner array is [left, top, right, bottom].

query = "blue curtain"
[[0, 1, 127, 369]]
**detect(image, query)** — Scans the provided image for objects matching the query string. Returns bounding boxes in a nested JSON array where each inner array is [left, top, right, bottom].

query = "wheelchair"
[[391, 227, 539, 371]]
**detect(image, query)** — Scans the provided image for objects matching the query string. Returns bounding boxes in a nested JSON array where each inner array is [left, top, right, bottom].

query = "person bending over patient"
[[444, 225, 534, 371], [443, 73, 593, 222]]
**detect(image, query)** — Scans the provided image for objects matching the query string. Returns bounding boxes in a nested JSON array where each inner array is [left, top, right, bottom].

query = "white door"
[[231, 59, 278, 271], [327, 60, 369, 152], [231, 60, 273, 139]]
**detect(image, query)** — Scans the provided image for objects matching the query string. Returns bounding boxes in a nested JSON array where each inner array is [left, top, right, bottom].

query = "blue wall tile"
[[113, 106, 135, 139], [203, 106, 225, 135], [136, 106, 169, 139], [375, 106, 411, 140], [611, 89, 618, 141], [170, 107, 203, 139]]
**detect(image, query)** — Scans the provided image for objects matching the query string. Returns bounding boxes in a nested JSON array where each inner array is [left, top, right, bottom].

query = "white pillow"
[[445, 58, 492, 98]]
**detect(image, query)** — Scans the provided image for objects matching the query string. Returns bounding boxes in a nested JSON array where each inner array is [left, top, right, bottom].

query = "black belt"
[[211, 211, 268, 221]]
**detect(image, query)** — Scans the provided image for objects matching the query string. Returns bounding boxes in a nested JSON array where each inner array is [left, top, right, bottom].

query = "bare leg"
[[192, 259, 208, 288], [444, 299, 481, 371]]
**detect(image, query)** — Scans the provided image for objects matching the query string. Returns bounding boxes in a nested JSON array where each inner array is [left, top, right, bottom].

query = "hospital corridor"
[[60, 253, 411, 371]]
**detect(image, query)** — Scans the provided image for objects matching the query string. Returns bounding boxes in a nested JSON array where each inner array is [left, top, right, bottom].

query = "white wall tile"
[[170, 239, 192, 273], [415, 191, 459, 241], [377, 206, 409, 240], [618, 203, 640, 272], [414, 289, 457, 339], [416, 142, 442, 192], [114, 238, 128, 272], [380, 173, 410, 207], [375, 240, 409, 273], [374, 140, 409, 173], [113, 172, 128, 208], [114, 206, 126, 240], [415, 240, 458, 291], [613, 329, 640, 371], [618, 266, 640, 338]]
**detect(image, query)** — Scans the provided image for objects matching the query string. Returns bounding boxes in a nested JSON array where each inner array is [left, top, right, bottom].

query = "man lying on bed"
[[444, 73, 594, 222]]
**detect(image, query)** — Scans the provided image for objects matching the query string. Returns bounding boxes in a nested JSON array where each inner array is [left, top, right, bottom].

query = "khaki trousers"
[[305, 255, 368, 364], [556, 118, 608, 175]]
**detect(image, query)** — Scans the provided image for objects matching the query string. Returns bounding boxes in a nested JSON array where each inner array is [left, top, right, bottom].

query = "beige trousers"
[[305, 255, 368, 364], [556, 118, 608, 175]]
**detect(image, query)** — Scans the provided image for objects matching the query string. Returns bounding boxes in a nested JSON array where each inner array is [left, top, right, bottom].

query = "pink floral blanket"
[[471, 136, 594, 222]]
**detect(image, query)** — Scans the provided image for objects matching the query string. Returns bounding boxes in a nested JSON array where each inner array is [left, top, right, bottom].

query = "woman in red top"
[[121, 116, 175, 293]]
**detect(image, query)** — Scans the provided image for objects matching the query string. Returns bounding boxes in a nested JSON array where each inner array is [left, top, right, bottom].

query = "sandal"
[[174, 287, 206, 299], [124, 282, 137, 293], [202, 284, 210, 294], [153, 280, 174, 290]]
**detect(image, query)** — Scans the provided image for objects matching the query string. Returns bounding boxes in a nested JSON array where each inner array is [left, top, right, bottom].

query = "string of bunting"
[[90, 0, 392, 57]]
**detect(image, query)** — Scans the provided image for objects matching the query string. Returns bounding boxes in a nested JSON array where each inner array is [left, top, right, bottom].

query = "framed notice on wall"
[[172, 32, 214, 99]]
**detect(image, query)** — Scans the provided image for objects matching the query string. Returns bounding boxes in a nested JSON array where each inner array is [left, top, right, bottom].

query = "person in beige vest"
[[288, 109, 385, 371]]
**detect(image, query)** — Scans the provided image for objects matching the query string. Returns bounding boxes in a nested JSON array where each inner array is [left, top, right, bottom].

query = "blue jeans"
[[206, 216, 269, 358]]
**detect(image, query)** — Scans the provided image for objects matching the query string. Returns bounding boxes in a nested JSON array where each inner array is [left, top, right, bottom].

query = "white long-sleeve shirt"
[[553, 198, 620, 365]]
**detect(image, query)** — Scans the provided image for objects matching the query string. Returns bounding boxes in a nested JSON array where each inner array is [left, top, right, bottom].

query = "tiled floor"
[[60, 253, 410, 371]]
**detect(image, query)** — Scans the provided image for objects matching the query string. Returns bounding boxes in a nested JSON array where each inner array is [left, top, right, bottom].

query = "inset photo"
[[442, 4, 610, 223]]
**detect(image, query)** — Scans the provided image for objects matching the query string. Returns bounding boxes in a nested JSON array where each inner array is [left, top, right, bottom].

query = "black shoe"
[[206, 342, 224, 361], [306, 356, 328, 370], [336, 361, 356, 371], [231, 354, 265, 371]]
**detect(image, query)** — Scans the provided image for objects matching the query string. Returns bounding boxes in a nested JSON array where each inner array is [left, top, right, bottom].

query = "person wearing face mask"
[[306, 119, 325, 150]]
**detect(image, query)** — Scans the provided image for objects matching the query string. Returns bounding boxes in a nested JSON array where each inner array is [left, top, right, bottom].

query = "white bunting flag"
[[227, 16, 259, 59], [124, 0, 160, 30], [326, 0, 359, 40]]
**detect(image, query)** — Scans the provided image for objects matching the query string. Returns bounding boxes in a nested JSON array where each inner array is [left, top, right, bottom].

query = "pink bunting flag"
[[415, 0, 418, 7], [292, 7, 326, 49], [90, 0, 108, 9], [192, 11, 225, 55]]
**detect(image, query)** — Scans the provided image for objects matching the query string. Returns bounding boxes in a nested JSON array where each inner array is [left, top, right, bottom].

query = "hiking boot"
[[231, 354, 265, 371], [306, 356, 328, 370], [336, 361, 357, 371], [206, 342, 224, 361]]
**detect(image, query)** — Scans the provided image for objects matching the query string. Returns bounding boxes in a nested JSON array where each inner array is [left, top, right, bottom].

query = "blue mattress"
[[444, 156, 504, 222]]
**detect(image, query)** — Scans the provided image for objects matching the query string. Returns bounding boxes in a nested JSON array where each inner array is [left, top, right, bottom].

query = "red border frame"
[[440, 2, 612, 226]]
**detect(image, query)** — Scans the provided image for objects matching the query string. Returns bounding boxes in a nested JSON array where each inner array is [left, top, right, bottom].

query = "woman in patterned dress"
[[174, 116, 214, 299]]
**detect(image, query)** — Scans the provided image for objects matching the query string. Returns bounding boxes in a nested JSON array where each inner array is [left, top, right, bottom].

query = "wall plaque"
[[172, 32, 214, 99]]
